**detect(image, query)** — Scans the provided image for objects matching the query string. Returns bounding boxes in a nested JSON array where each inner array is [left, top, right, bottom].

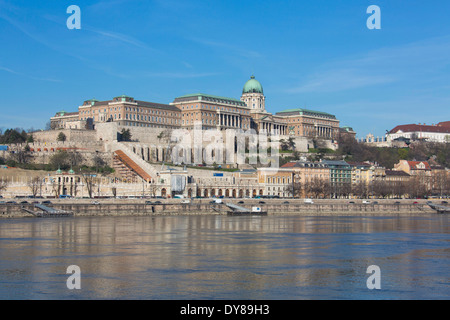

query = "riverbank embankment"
[[0, 198, 439, 218]]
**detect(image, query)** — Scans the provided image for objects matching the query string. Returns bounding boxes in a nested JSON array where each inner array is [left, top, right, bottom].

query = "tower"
[[240, 75, 266, 113]]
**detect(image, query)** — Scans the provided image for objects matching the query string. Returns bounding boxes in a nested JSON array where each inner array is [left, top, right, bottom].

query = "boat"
[[22, 204, 73, 217], [427, 201, 450, 214], [225, 202, 267, 216]]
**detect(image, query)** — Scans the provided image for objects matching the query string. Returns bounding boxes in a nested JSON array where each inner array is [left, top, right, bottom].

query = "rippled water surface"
[[0, 214, 449, 299]]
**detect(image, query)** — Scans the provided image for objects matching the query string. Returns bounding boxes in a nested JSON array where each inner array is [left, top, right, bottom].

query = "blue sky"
[[1, 0, 449, 138]]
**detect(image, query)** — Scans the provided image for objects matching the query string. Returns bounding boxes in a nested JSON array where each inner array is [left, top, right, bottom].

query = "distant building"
[[384, 170, 411, 183], [387, 121, 450, 143], [275, 108, 339, 140], [79, 95, 181, 130], [339, 126, 356, 140], [347, 161, 374, 186], [280, 161, 330, 198], [171, 93, 253, 131], [50, 111, 80, 129], [257, 167, 294, 198], [320, 160, 352, 198], [393, 160, 431, 176]]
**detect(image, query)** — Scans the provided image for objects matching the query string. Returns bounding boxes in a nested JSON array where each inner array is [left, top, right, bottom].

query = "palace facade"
[[50, 75, 339, 141]]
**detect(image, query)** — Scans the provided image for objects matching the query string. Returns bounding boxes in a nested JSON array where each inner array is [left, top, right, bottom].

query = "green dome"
[[242, 75, 263, 94]]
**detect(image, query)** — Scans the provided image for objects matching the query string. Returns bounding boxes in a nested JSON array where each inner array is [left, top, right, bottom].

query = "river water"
[[0, 214, 449, 300]]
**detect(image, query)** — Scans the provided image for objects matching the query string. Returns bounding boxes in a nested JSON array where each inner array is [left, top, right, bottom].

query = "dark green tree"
[[120, 128, 132, 141], [57, 132, 67, 142]]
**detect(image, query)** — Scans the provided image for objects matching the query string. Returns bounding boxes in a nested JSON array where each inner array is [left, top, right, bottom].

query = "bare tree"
[[81, 172, 97, 198], [407, 175, 429, 199], [372, 180, 390, 199], [352, 181, 370, 199], [9, 149, 31, 165], [0, 179, 9, 196], [68, 150, 84, 167], [51, 179, 61, 198], [285, 180, 302, 198], [431, 171, 450, 198], [27, 176, 44, 198], [149, 183, 162, 198]]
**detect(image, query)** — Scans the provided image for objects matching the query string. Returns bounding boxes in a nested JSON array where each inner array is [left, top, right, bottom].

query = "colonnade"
[[315, 125, 334, 138], [218, 113, 241, 128], [260, 122, 288, 135]]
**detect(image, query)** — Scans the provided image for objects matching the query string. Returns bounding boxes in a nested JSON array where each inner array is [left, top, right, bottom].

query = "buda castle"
[[50, 75, 341, 147]]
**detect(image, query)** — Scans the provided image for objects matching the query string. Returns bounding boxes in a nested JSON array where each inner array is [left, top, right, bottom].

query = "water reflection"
[[0, 214, 449, 299]]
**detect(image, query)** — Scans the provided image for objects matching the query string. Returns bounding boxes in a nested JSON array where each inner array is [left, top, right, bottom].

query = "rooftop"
[[173, 93, 246, 106], [281, 161, 329, 168], [385, 170, 410, 176], [276, 108, 336, 119], [242, 75, 264, 94], [389, 122, 450, 134]]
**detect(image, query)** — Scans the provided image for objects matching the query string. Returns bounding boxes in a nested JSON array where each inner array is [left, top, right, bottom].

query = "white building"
[[387, 121, 450, 143]]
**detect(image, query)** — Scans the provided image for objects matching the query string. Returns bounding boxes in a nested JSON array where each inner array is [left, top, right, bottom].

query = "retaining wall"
[[0, 201, 437, 218]]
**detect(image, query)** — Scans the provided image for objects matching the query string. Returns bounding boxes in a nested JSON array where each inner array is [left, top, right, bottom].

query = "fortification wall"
[[32, 129, 98, 144]]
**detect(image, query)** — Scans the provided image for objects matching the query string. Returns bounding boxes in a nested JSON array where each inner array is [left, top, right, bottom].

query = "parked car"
[[348, 201, 355, 204], [92, 201, 100, 205], [442, 201, 448, 204], [238, 201, 244, 204], [41, 200, 52, 205], [154, 201, 162, 204], [283, 201, 289, 204], [145, 201, 153, 205], [304, 199, 314, 204], [181, 199, 191, 204], [20, 201, 29, 204], [362, 200, 370, 204], [258, 201, 265, 204]]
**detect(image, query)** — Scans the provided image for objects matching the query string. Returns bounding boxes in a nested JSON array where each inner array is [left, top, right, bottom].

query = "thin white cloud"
[[287, 35, 450, 93], [289, 69, 396, 93], [0, 66, 61, 82], [83, 26, 157, 52]]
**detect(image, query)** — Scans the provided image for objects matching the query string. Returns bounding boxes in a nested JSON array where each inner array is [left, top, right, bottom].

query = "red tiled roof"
[[406, 161, 431, 170], [389, 123, 450, 134], [281, 162, 296, 168], [438, 121, 450, 127]]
